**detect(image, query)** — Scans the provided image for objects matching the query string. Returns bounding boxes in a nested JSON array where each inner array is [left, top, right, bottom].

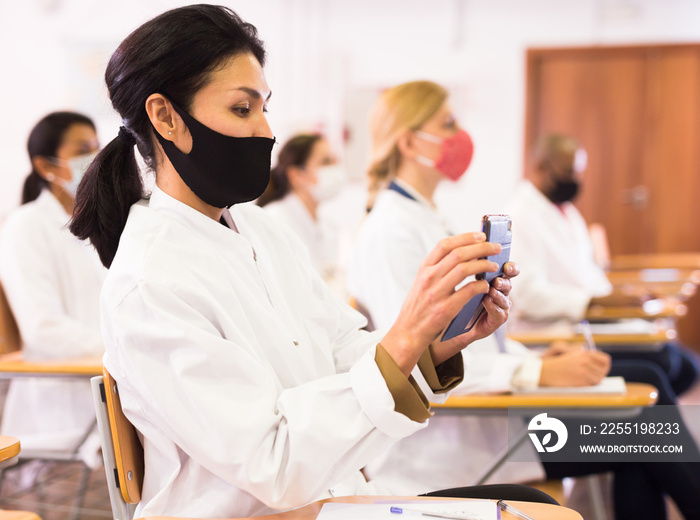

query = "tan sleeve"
[[374, 344, 431, 422], [417, 348, 464, 394]]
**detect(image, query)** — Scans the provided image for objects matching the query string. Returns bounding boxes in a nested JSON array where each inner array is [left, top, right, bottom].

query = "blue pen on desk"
[[390, 506, 481, 520], [497, 500, 535, 520], [580, 319, 597, 351]]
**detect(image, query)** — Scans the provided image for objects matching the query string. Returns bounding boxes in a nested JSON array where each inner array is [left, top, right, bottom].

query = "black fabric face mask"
[[548, 179, 580, 204], [153, 100, 275, 208]]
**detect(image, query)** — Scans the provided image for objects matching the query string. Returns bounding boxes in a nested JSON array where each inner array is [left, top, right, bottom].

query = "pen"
[[497, 500, 536, 520], [580, 319, 597, 351], [389, 506, 480, 520]]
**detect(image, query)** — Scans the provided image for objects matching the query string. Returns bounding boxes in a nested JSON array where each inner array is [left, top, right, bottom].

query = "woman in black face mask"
[[68, 5, 533, 518]]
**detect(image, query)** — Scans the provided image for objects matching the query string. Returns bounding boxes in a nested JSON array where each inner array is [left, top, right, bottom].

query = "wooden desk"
[[0, 436, 20, 466], [0, 435, 43, 520], [610, 253, 700, 271], [586, 299, 686, 320], [607, 269, 699, 300], [431, 382, 658, 411], [0, 351, 102, 378], [430, 383, 658, 485], [0, 352, 103, 464], [0, 512, 41, 520], [607, 268, 700, 284], [508, 327, 675, 349], [136, 495, 582, 520], [614, 282, 696, 299]]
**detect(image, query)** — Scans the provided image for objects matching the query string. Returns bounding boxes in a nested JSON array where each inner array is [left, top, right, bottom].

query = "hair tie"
[[119, 125, 137, 146]]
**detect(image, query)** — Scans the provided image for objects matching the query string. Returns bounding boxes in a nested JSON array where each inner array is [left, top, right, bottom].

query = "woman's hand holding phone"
[[429, 261, 519, 365], [380, 232, 502, 378]]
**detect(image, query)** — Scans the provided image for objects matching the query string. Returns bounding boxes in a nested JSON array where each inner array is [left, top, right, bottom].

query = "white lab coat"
[[102, 186, 451, 518], [508, 181, 612, 323], [263, 193, 339, 283], [345, 182, 544, 492], [0, 190, 105, 457]]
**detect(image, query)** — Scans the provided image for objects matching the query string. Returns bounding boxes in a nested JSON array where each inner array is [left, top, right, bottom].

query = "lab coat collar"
[[36, 189, 71, 226], [148, 185, 249, 253]]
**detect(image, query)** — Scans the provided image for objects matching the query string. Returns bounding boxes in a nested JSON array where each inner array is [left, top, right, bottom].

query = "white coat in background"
[[263, 193, 341, 286], [508, 180, 612, 323], [102, 186, 451, 518], [0, 190, 106, 459], [345, 182, 544, 493]]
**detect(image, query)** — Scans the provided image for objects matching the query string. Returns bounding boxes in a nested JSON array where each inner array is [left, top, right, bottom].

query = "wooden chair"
[[348, 296, 376, 331], [91, 369, 143, 520], [0, 283, 20, 355]]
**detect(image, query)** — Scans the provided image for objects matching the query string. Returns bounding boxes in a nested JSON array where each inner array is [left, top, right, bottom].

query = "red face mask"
[[415, 129, 474, 181]]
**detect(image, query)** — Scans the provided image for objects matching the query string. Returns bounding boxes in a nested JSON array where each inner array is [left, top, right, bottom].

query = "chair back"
[[348, 297, 376, 331], [0, 282, 20, 355], [91, 369, 144, 520]]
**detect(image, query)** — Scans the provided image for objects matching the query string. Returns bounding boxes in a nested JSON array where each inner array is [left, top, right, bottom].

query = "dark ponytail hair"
[[23, 111, 95, 204], [257, 133, 323, 207], [69, 4, 266, 268]]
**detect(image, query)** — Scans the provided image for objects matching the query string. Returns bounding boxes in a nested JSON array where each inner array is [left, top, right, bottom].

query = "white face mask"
[[47, 151, 98, 198], [309, 164, 345, 202]]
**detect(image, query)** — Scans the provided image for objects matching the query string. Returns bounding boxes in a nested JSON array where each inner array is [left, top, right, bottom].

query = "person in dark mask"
[[537, 135, 585, 204], [508, 133, 700, 399], [66, 5, 539, 518]]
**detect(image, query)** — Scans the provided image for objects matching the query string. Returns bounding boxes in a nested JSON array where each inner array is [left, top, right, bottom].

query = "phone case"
[[441, 215, 512, 341]]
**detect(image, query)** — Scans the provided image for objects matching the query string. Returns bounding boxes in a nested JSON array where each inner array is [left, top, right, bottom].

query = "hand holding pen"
[[580, 319, 597, 351]]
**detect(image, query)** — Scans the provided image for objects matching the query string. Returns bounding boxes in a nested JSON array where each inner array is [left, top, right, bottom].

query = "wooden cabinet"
[[525, 44, 700, 256]]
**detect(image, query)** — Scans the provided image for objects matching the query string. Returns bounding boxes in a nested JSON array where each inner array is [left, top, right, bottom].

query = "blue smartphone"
[[441, 214, 512, 341]]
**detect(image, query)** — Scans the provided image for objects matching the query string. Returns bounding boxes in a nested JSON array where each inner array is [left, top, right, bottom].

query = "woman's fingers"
[[436, 241, 501, 277], [491, 277, 512, 299], [485, 286, 511, 313], [422, 233, 489, 268], [438, 258, 499, 295], [480, 293, 508, 326], [503, 261, 519, 278]]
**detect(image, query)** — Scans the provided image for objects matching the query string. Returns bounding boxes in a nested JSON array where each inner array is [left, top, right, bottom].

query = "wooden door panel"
[[644, 48, 700, 253]]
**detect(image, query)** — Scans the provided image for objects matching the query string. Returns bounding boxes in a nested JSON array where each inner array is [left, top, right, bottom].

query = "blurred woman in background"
[[257, 133, 345, 291], [0, 111, 105, 464]]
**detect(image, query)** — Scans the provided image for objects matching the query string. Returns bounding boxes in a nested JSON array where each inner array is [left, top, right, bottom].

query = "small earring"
[[168, 131, 172, 135]]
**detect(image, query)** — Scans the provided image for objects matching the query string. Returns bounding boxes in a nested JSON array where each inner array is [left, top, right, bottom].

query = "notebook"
[[316, 500, 498, 520], [512, 375, 626, 394]]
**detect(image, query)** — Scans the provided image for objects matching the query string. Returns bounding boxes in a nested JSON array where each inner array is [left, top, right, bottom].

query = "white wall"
[[1, 0, 700, 232]]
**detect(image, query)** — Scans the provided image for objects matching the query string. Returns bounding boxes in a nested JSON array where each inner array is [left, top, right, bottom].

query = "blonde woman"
[[347, 80, 551, 490], [347, 81, 475, 328]]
